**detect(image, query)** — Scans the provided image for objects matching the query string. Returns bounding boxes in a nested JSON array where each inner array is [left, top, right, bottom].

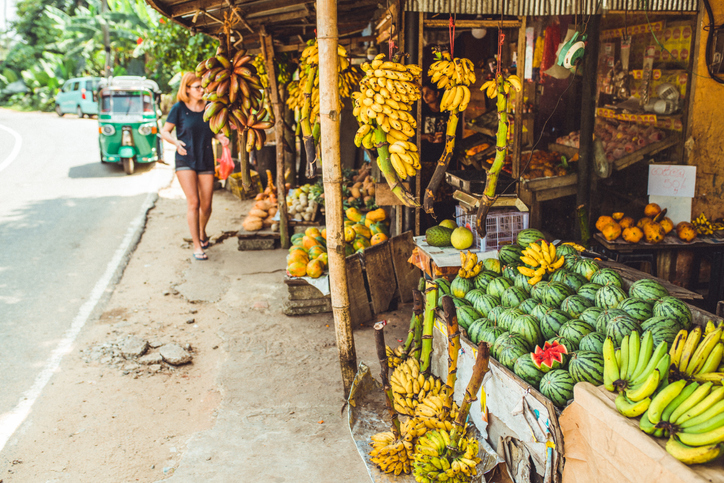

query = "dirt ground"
[[0, 175, 410, 482]]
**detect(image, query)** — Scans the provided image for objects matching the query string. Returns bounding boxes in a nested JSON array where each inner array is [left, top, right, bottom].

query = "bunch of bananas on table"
[[458, 250, 483, 279], [669, 325, 724, 382], [195, 45, 272, 151], [481, 74, 522, 98], [412, 429, 482, 483], [415, 395, 460, 431], [428, 53, 475, 112], [516, 240, 565, 284], [561, 241, 586, 252], [390, 358, 445, 416], [692, 213, 724, 235], [386, 345, 406, 370]]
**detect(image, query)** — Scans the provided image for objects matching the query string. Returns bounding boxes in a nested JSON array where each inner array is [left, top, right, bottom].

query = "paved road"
[[0, 109, 173, 448]]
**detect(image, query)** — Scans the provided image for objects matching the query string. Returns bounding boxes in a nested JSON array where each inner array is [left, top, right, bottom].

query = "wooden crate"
[[226, 171, 262, 200]]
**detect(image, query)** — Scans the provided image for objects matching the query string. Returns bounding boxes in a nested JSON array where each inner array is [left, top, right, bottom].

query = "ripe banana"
[[615, 392, 651, 417], [666, 436, 724, 465]]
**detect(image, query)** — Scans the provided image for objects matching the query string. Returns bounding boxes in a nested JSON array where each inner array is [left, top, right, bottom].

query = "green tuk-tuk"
[[98, 76, 163, 174]]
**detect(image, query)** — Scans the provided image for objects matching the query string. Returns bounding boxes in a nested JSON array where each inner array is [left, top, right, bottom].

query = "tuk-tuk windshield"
[[100, 90, 154, 115]]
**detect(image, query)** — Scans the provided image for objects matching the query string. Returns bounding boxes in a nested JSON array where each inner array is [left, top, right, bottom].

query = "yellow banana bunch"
[[562, 241, 586, 252], [670, 327, 724, 379], [369, 431, 412, 475], [517, 240, 564, 285], [389, 358, 444, 416], [386, 345, 405, 371], [693, 213, 715, 235], [414, 395, 460, 432], [286, 80, 304, 110], [457, 250, 483, 279], [428, 53, 475, 113], [412, 429, 482, 482], [480, 74, 522, 99]]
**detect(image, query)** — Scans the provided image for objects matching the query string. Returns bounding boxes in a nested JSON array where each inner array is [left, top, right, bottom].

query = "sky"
[[1, 0, 16, 33]]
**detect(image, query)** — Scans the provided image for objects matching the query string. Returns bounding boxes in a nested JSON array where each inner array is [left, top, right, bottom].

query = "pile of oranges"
[[596, 203, 697, 244]]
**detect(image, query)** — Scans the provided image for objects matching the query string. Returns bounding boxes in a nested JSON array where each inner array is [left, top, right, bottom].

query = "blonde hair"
[[177, 72, 201, 103]]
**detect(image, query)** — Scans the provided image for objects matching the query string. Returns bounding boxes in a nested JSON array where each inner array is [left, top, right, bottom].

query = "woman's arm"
[[160, 122, 187, 155], [214, 132, 229, 147]]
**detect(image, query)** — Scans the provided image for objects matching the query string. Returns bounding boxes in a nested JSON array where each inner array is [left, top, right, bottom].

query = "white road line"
[[0, 124, 22, 174], [0, 190, 158, 452]]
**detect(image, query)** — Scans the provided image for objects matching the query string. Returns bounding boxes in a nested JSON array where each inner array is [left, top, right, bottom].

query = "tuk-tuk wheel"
[[122, 157, 135, 175], [56, 104, 64, 117]]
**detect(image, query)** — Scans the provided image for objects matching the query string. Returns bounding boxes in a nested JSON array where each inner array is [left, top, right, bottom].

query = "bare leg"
[[176, 170, 203, 254], [197, 173, 215, 242]]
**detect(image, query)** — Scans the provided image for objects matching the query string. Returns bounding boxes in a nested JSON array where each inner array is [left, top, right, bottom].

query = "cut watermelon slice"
[[531, 341, 569, 373]]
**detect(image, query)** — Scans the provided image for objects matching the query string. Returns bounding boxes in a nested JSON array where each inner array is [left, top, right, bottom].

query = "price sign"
[[648, 164, 696, 198]]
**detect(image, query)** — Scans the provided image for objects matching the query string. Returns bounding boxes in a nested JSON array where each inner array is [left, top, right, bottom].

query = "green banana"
[[676, 386, 724, 426], [649, 379, 687, 425], [620, 335, 630, 382], [688, 329, 723, 375], [662, 382, 700, 425], [670, 382, 713, 424], [626, 369, 660, 402], [615, 392, 651, 418], [639, 409, 658, 434], [632, 331, 654, 380], [603, 337, 620, 392], [681, 399, 724, 429], [682, 408, 724, 434], [627, 331, 640, 380], [697, 342, 724, 375], [631, 342, 669, 387], [678, 425, 724, 446]]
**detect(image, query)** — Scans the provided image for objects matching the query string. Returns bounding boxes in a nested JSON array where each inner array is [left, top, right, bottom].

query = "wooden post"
[[317, 0, 357, 397], [261, 32, 290, 249], [512, 16, 527, 182]]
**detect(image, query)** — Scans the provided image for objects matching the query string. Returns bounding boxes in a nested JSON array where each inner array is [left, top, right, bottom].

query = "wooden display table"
[[518, 173, 578, 227]]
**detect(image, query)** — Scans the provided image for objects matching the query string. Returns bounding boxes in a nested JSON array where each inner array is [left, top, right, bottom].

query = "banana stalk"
[[373, 127, 420, 208], [475, 76, 509, 238], [441, 295, 461, 411], [423, 111, 460, 214], [576, 204, 591, 247], [404, 287, 425, 359], [420, 281, 439, 375], [238, 131, 252, 189], [374, 322, 401, 437], [449, 341, 491, 452], [300, 64, 317, 178]]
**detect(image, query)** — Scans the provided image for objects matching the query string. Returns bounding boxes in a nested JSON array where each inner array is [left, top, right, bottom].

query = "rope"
[[448, 15, 456, 55]]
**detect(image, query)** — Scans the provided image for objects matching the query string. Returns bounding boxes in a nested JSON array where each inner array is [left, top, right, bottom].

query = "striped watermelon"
[[595, 284, 629, 309], [629, 279, 669, 302], [501, 286, 529, 308], [473, 294, 501, 318], [499, 345, 529, 370], [479, 327, 507, 347], [474, 272, 498, 292], [579, 306, 604, 326], [514, 272, 533, 294], [492, 332, 531, 359], [573, 259, 600, 280], [435, 278, 451, 297], [467, 319, 494, 344], [498, 308, 526, 331], [487, 277, 513, 298], [653, 296, 692, 329], [579, 331, 606, 354], [547, 337, 574, 360], [457, 306, 482, 331], [606, 315, 640, 346], [561, 272, 588, 292], [499, 244, 524, 266], [549, 269, 570, 283], [618, 298, 654, 323], [565, 255, 581, 270], [516, 229, 545, 249], [543, 282, 575, 308], [595, 309, 632, 333], [556, 244, 579, 259], [530, 303, 553, 321], [558, 320, 595, 350], [451, 297, 472, 309], [560, 295, 594, 319], [568, 351, 605, 385], [510, 315, 543, 349], [518, 298, 540, 315], [577, 283, 602, 303], [514, 356, 545, 388], [451, 276, 474, 298], [487, 306, 507, 325], [641, 316, 682, 334], [531, 340, 569, 373], [645, 325, 678, 348], [590, 268, 624, 288], [502, 265, 518, 280], [531, 281, 549, 302], [539, 370, 575, 408], [540, 309, 570, 341], [464, 288, 486, 305]]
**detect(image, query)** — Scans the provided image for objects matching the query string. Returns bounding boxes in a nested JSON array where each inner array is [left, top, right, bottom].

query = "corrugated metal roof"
[[405, 0, 698, 14]]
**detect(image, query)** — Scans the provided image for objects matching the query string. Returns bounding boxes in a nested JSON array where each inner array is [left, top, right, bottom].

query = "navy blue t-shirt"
[[167, 101, 215, 172]]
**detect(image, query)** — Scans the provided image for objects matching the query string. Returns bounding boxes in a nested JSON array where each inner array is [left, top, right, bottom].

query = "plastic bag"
[[218, 144, 234, 180]]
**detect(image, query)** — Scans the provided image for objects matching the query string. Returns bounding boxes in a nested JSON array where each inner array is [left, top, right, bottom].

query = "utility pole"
[[101, 0, 111, 77]]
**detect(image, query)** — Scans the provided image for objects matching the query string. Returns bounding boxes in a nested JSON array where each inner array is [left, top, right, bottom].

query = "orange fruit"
[[619, 217, 635, 229], [637, 217, 653, 229], [660, 217, 674, 234], [289, 246, 308, 257], [371, 233, 388, 245], [622, 226, 643, 243], [612, 212, 624, 221], [306, 259, 324, 278], [644, 203, 662, 218], [287, 261, 307, 277], [303, 235, 320, 250], [305, 227, 321, 238], [321, 228, 327, 239], [601, 222, 622, 241], [595, 216, 615, 232]]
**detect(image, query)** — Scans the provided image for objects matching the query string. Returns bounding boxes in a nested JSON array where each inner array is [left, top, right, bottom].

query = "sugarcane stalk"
[[374, 321, 401, 437], [238, 131, 252, 189], [301, 64, 317, 178], [420, 281, 439, 375], [404, 287, 425, 358], [449, 341, 490, 451], [373, 127, 420, 208], [441, 295, 461, 411], [577, 204, 591, 247], [475, 77, 509, 238], [423, 110, 459, 214]]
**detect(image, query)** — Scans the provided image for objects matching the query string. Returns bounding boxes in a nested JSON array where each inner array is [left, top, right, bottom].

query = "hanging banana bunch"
[[423, 50, 476, 214], [352, 53, 422, 207], [251, 54, 275, 125], [474, 73, 522, 237]]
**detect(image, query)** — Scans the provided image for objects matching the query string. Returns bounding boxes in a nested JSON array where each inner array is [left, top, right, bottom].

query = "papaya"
[[314, 236, 327, 248], [344, 244, 355, 256], [344, 226, 356, 242], [305, 227, 321, 238], [371, 222, 390, 237], [292, 236, 304, 247], [619, 216, 635, 229], [644, 221, 666, 243], [287, 261, 307, 277], [601, 222, 622, 241], [637, 217, 653, 229], [677, 222, 697, 242], [317, 253, 328, 266], [303, 235, 320, 250], [371, 233, 388, 245], [595, 216, 615, 232], [306, 259, 324, 278], [353, 236, 371, 251], [660, 217, 674, 234], [321, 228, 327, 239], [345, 207, 363, 222], [291, 233, 304, 243], [366, 208, 387, 223], [364, 217, 374, 228], [622, 226, 643, 243], [308, 245, 326, 259], [352, 223, 372, 239]]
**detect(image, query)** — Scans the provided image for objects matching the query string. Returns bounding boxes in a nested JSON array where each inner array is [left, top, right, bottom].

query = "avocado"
[[425, 226, 454, 247]]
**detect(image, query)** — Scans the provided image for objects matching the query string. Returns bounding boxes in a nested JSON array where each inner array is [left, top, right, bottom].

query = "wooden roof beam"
[[171, 0, 311, 19]]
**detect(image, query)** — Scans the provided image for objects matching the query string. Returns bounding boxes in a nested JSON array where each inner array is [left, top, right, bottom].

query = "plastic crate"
[[455, 206, 529, 252]]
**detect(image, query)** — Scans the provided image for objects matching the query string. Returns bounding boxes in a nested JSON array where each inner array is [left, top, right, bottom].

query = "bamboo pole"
[[317, 0, 357, 396], [403, 287, 424, 358], [420, 281, 439, 375], [261, 33, 290, 248], [374, 321, 401, 436], [441, 295, 461, 411], [449, 341, 490, 451]]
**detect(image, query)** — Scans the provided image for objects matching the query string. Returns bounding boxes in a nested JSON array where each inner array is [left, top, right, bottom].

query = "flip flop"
[[200, 238, 210, 249], [193, 251, 208, 261]]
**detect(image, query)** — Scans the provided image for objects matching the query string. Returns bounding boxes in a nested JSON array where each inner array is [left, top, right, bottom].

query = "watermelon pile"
[[432, 244, 692, 409]]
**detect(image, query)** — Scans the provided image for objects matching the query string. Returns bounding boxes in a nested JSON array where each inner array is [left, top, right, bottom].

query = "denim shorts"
[[175, 156, 214, 175]]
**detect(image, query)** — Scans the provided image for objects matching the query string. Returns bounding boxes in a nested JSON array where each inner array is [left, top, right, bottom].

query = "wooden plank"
[[375, 181, 410, 206], [656, 249, 675, 282], [171, 0, 310, 19], [598, 259, 703, 300], [613, 135, 681, 171], [361, 242, 396, 314], [346, 254, 372, 328], [535, 184, 577, 202], [521, 172, 578, 191], [237, 227, 280, 239], [423, 19, 521, 28], [389, 231, 421, 304]]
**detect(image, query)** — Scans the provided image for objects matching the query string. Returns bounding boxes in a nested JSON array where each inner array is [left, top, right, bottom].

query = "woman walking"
[[161, 72, 229, 260]]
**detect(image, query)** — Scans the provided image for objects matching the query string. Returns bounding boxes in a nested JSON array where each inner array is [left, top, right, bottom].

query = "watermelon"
[[579, 332, 606, 354], [560, 295, 594, 319], [487, 277, 513, 298], [483, 258, 502, 274], [457, 306, 482, 331], [467, 318, 494, 344], [543, 282, 575, 308], [502, 265, 519, 280], [498, 308, 526, 331], [501, 286, 529, 308], [472, 294, 501, 318], [558, 320, 595, 349], [530, 303, 553, 321], [618, 298, 654, 323], [435, 278, 451, 297], [607, 315, 641, 346], [549, 269, 570, 283], [510, 315, 543, 349], [629, 279, 669, 302], [514, 356, 545, 388], [451, 297, 472, 308], [595, 309, 632, 333], [565, 255, 581, 270], [573, 259, 600, 280], [590, 268, 624, 288], [464, 288, 486, 305], [539, 309, 570, 341], [561, 272, 588, 292], [653, 296, 692, 329], [517, 229, 545, 249], [492, 332, 531, 359], [451, 276, 474, 298], [499, 345, 529, 370], [518, 298, 539, 315], [579, 306, 604, 326], [556, 244, 579, 259], [479, 327, 507, 347], [539, 370, 575, 408], [568, 351, 605, 385], [645, 325, 679, 348], [474, 271, 498, 292], [595, 284, 629, 309], [641, 316, 682, 334], [547, 336, 574, 355], [514, 272, 533, 294], [499, 244, 524, 266], [531, 281, 549, 302], [531, 340, 569, 373], [487, 306, 507, 325], [577, 283, 602, 303]]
